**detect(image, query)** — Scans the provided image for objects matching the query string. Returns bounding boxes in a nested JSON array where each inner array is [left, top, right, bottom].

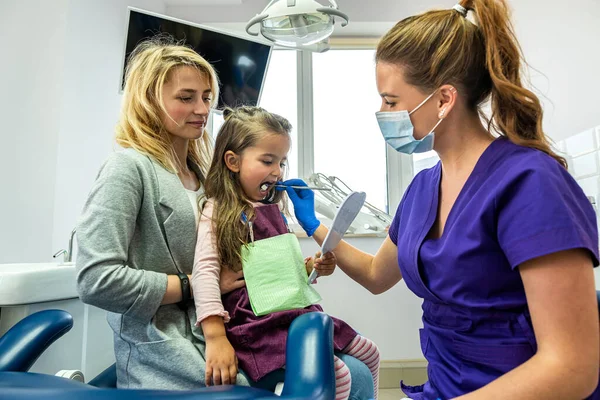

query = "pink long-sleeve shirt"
[[191, 199, 232, 325], [192, 199, 295, 325]]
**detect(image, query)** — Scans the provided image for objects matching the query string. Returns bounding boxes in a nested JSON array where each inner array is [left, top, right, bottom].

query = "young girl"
[[191, 106, 380, 399]]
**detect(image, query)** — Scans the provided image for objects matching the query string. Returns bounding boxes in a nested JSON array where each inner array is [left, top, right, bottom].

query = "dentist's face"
[[160, 66, 212, 141], [376, 62, 440, 141]]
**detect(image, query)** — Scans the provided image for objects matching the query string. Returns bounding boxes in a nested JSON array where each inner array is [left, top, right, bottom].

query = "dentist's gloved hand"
[[277, 179, 320, 236]]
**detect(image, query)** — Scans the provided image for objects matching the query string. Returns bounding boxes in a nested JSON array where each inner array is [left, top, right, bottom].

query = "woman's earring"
[[439, 109, 446, 118]]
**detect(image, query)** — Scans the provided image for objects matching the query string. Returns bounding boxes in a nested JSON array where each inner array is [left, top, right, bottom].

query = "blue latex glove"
[[277, 179, 320, 236]]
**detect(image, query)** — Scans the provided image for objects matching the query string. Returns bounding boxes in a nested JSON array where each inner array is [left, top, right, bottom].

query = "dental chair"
[[0, 309, 73, 373], [0, 310, 336, 400]]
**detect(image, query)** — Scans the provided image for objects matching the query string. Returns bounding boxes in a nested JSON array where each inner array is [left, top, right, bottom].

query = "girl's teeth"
[[260, 183, 269, 191]]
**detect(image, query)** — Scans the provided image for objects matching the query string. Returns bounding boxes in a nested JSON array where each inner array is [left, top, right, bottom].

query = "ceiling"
[[163, 0, 457, 23]]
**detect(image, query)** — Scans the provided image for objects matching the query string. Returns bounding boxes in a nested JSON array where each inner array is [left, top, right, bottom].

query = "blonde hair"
[[376, 0, 566, 167], [116, 36, 220, 175], [204, 106, 292, 272]]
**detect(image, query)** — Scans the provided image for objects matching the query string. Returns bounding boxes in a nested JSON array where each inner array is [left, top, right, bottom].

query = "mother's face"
[[160, 65, 213, 141]]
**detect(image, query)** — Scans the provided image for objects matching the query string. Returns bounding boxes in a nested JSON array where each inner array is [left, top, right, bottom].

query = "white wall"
[[51, 0, 166, 259], [1, 0, 165, 264], [0, 0, 69, 264], [511, 0, 600, 141]]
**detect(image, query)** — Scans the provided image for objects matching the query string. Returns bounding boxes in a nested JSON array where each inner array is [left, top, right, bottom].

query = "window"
[[210, 50, 298, 179], [258, 50, 298, 179], [210, 47, 405, 228], [312, 50, 388, 211], [209, 111, 224, 138]]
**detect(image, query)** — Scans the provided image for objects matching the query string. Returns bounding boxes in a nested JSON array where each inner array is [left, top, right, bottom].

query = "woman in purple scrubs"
[[281, 0, 600, 398]]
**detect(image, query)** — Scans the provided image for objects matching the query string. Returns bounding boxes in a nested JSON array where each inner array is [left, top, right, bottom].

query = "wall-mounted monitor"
[[122, 8, 273, 110]]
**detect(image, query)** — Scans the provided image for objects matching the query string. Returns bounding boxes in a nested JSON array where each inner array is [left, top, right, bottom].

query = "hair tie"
[[452, 3, 468, 17]]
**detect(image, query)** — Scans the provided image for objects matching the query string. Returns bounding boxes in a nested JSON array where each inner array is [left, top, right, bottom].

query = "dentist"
[[283, 0, 600, 398]]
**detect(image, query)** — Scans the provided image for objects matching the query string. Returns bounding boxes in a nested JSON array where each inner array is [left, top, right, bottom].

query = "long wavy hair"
[[204, 106, 292, 272], [376, 0, 566, 167], [116, 36, 220, 176]]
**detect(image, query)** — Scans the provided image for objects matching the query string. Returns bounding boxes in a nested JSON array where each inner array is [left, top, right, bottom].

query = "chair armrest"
[[88, 363, 117, 388], [13, 310, 334, 399], [0, 310, 73, 372], [281, 312, 335, 400]]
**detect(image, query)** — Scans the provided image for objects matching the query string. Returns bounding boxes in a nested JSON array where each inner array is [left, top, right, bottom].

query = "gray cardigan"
[[76, 148, 249, 389]]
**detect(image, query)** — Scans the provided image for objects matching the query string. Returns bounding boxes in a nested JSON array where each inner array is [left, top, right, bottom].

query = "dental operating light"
[[245, 0, 349, 51]]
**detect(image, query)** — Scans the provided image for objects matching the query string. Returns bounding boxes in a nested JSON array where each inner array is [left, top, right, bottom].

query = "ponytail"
[[376, 0, 566, 167], [462, 0, 566, 167]]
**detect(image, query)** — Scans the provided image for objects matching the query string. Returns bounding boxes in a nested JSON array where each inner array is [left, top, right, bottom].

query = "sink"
[[0, 262, 77, 306], [0, 261, 116, 378]]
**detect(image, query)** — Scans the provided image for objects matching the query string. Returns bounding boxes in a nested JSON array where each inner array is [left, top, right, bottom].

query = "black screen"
[[123, 9, 272, 110]]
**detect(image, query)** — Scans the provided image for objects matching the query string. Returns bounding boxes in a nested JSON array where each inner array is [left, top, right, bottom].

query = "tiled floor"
[[379, 388, 405, 400], [378, 365, 427, 399]]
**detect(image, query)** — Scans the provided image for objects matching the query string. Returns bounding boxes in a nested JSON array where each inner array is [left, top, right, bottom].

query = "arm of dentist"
[[281, 179, 402, 294]]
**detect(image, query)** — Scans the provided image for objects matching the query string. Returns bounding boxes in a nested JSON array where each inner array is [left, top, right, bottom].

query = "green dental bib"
[[241, 233, 321, 316]]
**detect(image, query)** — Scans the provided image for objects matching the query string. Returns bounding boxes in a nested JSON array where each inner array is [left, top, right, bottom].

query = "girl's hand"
[[314, 251, 337, 277], [305, 256, 315, 276], [205, 335, 238, 386]]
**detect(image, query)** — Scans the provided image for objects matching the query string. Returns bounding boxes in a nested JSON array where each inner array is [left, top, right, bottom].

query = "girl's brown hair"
[[204, 106, 292, 271], [376, 0, 566, 167]]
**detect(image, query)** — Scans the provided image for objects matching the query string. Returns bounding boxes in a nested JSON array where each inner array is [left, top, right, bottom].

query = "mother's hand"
[[220, 267, 245, 295]]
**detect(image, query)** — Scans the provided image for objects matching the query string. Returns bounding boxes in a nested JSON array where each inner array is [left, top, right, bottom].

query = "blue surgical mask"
[[375, 91, 444, 154]]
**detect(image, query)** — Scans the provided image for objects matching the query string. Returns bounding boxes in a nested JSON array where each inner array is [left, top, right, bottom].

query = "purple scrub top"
[[388, 138, 599, 399]]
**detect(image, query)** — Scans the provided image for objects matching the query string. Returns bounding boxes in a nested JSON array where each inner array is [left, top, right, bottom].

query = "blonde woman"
[[75, 38, 375, 397], [75, 38, 248, 389]]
